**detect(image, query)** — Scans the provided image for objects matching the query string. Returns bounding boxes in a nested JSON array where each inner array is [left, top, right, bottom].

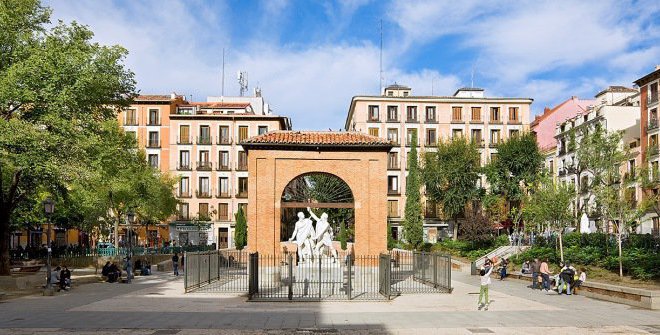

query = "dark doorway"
[[218, 228, 229, 249]]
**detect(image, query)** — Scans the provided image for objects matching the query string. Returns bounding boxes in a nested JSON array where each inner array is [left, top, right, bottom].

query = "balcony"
[[451, 118, 463, 124], [146, 140, 160, 148], [489, 141, 500, 148], [649, 146, 659, 156], [216, 163, 231, 171], [236, 190, 248, 198], [197, 136, 212, 145], [147, 119, 161, 126], [177, 162, 191, 171], [508, 119, 521, 125], [649, 94, 658, 105], [196, 161, 212, 171], [648, 118, 659, 131], [178, 191, 191, 198], [558, 168, 567, 177], [471, 139, 484, 148], [566, 166, 578, 175], [177, 136, 192, 145], [124, 119, 138, 126], [216, 191, 230, 198], [388, 162, 399, 170], [236, 162, 248, 171], [387, 189, 400, 196], [490, 119, 502, 124], [196, 190, 212, 199], [217, 137, 232, 145]]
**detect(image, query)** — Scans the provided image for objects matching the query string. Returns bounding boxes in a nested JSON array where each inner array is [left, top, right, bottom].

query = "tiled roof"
[[135, 94, 176, 101], [242, 131, 392, 146], [181, 102, 251, 108], [595, 86, 637, 97]]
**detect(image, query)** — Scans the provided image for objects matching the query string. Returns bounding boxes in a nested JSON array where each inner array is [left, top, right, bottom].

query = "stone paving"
[[0, 269, 658, 334]]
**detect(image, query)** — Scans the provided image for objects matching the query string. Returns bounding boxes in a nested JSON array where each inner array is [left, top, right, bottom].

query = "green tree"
[[234, 207, 247, 250], [339, 221, 347, 251], [387, 222, 395, 250], [0, 0, 136, 275], [524, 177, 575, 262], [423, 137, 481, 240], [403, 129, 423, 249]]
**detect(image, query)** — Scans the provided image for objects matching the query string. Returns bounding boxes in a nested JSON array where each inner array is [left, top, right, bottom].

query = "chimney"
[[544, 107, 550, 114]]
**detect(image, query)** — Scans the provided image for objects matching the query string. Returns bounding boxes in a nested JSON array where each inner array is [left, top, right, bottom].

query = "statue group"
[[288, 207, 339, 263]]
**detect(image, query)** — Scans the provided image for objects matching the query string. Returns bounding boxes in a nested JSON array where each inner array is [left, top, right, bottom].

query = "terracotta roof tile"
[[135, 94, 176, 101], [242, 131, 392, 146], [181, 102, 251, 108]]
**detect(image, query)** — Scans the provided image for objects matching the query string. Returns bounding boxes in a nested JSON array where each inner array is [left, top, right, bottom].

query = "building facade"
[[636, 66, 660, 236], [345, 85, 532, 241], [118, 93, 291, 248], [554, 86, 641, 231]]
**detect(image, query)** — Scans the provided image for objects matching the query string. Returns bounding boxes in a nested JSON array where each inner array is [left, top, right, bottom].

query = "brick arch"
[[246, 150, 389, 256]]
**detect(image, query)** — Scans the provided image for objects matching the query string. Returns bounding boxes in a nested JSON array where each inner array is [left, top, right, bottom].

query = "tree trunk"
[[617, 231, 623, 277], [0, 207, 11, 276], [558, 223, 564, 263], [452, 218, 458, 241]]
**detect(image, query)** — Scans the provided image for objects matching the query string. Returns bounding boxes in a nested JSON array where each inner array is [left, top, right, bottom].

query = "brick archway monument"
[[242, 131, 393, 256]]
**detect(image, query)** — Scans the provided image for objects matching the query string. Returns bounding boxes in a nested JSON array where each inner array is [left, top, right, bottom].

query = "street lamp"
[[42, 197, 55, 295], [126, 209, 135, 283]]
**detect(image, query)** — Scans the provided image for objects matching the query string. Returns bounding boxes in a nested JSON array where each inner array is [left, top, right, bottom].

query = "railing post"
[[433, 253, 438, 288], [318, 255, 322, 300], [207, 252, 211, 284], [287, 253, 293, 301], [184, 251, 188, 292], [447, 255, 452, 292], [347, 254, 352, 300]]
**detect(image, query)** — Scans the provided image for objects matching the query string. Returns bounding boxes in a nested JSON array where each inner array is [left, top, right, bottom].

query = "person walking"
[[172, 253, 179, 276], [531, 258, 541, 290], [540, 258, 552, 292], [478, 259, 500, 310]]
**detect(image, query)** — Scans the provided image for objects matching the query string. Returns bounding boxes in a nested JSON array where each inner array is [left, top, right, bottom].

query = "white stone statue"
[[288, 212, 315, 263], [307, 207, 338, 262]]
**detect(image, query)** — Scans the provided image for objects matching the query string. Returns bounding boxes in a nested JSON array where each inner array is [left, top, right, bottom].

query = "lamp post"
[[42, 197, 55, 295], [126, 209, 135, 284]]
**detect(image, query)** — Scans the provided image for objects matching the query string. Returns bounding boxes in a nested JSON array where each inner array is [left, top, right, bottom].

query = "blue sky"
[[46, 0, 660, 130]]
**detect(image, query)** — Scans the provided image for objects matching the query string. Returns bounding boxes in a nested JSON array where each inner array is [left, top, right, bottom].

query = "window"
[[509, 129, 520, 138], [548, 160, 554, 174], [199, 150, 209, 163], [148, 108, 159, 125], [148, 154, 158, 168], [237, 151, 247, 170], [218, 151, 230, 170], [650, 82, 658, 103], [406, 128, 417, 145], [490, 130, 501, 145], [452, 129, 463, 139], [258, 126, 268, 135], [471, 107, 481, 121], [387, 91, 393, 97], [653, 217, 660, 237], [198, 125, 211, 144], [179, 125, 190, 144], [388, 176, 399, 194], [219, 126, 230, 144], [198, 203, 209, 219], [425, 106, 436, 122], [452, 107, 462, 121], [218, 177, 229, 197], [179, 177, 189, 197], [238, 203, 247, 215], [388, 200, 399, 218], [471, 129, 482, 145], [148, 131, 159, 147], [387, 106, 398, 121], [406, 106, 417, 122], [198, 177, 210, 197], [238, 126, 248, 142], [388, 152, 399, 169], [124, 109, 137, 125], [238, 177, 248, 197], [179, 150, 190, 169], [387, 128, 399, 144], [368, 105, 379, 121], [629, 159, 636, 178], [426, 129, 436, 146], [490, 107, 500, 122], [368, 127, 379, 137], [179, 203, 189, 220], [218, 203, 229, 221], [508, 107, 519, 122]]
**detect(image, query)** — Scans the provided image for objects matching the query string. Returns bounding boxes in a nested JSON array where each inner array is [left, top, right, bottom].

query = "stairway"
[[474, 245, 529, 269]]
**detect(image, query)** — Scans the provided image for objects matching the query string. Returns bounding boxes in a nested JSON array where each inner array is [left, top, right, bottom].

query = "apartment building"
[[531, 96, 596, 179], [554, 86, 640, 231], [345, 84, 532, 242], [118, 93, 291, 248], [636, 65, 660, 236]]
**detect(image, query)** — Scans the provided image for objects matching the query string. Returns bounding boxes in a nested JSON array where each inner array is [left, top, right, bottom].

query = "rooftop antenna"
[[221, 48, 226, 97], [237, 71, 248, 97], [431, 77, 435, 96], [379, 19, 384, 95], [470, 64, 475, 88]]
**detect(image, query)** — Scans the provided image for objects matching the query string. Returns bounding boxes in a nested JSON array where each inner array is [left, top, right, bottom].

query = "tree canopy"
[[403, 129, 423, 249]]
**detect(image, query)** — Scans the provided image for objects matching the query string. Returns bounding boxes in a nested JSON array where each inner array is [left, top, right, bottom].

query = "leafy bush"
[[494, 235, 510, 247]]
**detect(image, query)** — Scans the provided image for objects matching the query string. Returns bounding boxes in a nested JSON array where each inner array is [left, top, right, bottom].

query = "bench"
[[14, 265, 42, 273]]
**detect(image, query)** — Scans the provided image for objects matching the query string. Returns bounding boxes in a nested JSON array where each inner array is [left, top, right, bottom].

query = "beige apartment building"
[[345, 84, 532, 241], [118, 93, 291, 248]]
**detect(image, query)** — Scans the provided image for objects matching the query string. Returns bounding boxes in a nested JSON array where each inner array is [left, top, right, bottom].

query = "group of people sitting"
[[521, 259, 586, 295], [101, 262, 122, 283], [49, 266, 72, 291]]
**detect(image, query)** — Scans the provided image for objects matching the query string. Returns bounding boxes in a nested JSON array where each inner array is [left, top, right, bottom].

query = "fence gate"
[[184, 250, 249, 293]]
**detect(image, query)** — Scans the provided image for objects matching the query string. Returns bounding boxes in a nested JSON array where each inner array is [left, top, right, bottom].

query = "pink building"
[[531, 96, 596, 151]]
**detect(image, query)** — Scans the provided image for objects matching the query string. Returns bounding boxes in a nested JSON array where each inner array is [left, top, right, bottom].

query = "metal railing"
[[184, 250, 452, 301]]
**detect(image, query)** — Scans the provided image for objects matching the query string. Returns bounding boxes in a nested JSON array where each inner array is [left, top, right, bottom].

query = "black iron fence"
[[185, 250, 452, 301]]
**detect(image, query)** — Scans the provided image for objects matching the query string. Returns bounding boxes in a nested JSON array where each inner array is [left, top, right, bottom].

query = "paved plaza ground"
[[0, 269, 658, 334]]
